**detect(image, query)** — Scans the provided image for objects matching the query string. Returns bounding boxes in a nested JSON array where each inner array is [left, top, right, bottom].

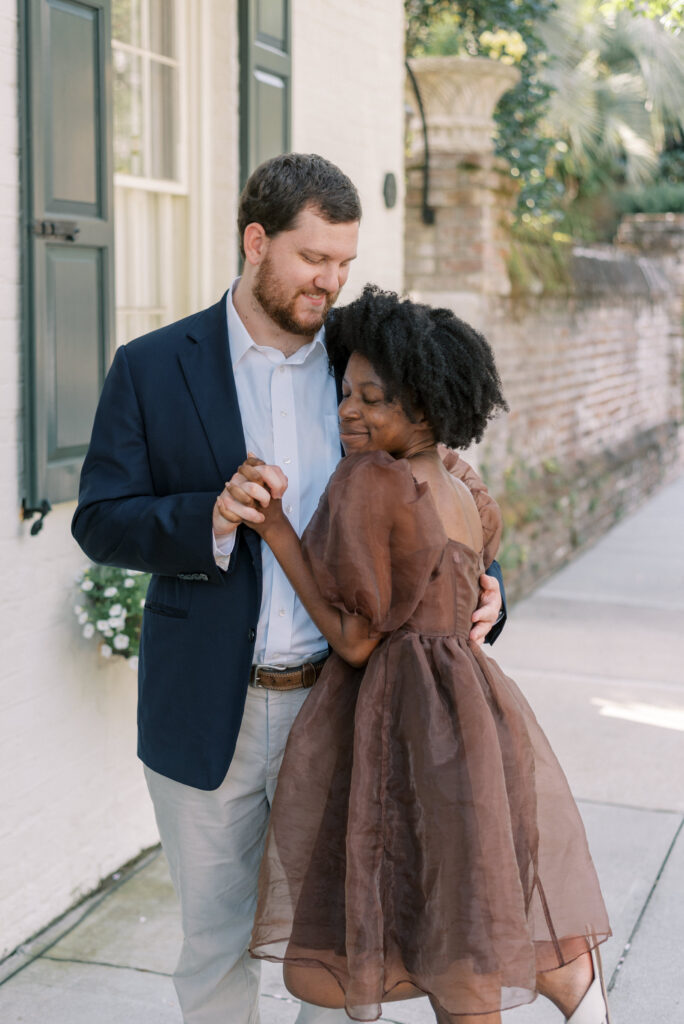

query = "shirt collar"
[[226, 279, 326, 369]]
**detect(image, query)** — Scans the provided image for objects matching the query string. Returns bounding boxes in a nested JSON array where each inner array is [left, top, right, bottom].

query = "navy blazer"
[[73, 294, 506, 790]]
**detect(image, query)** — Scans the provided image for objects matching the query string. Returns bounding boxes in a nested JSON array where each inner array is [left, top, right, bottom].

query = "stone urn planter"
[[406, 54, 520, 158], [404, 55, 522, 304]]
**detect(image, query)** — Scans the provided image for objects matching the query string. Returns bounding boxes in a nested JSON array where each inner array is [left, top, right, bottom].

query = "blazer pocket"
[[144, 576, 192, 619]]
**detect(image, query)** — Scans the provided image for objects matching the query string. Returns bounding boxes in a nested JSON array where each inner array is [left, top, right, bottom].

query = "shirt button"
[[280, 410, 287, 417], [278, 608, 286, 617], [286, 504, 294, 515], [283, 457, 292, 464], [247, 628, 256, 642]]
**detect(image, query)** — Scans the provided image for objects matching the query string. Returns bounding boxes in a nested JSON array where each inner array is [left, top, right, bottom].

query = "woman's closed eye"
[[341, 390, 382, 406]]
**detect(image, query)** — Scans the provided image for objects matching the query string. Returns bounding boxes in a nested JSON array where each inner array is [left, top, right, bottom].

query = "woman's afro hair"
[[325, 284, 508, 449]]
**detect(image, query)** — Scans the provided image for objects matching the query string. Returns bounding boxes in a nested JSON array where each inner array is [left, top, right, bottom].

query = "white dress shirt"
[[214, 282, 341, 667]]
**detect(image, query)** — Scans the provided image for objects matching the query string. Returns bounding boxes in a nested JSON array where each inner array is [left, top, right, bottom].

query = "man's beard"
[[253, 254, 338, 336]]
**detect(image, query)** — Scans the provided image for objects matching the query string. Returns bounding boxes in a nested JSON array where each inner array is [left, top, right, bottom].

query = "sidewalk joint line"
[[41, 954, 172, 977], [0, 847, 161, 989], [528, 590, 684, 612], [576, 796, 683, 816], [505, 666, 684, 692], [607, 814, 684, 992]]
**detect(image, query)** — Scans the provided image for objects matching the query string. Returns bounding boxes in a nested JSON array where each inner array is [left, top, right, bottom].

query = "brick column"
[[405, 55, 520, 322]]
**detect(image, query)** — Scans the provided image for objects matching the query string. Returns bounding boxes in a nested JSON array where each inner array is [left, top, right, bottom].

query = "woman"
[[222, 286, 611, 1023]]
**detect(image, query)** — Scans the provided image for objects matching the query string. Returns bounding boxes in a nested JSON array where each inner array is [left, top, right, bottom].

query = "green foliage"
[[659, 146, 684, 183], [406, 0, 684, 232], [507, 222, 574, 294], [405, 0, 561, 219], [617, 182, 684, 213], [74, 564, 150, 664], [542, 2, 684, 203], [603, 0, 684, 33]]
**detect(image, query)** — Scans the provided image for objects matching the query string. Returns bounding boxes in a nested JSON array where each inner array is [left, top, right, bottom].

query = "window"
[[112, 0, 182, 183], [112, 0, 188, 345]]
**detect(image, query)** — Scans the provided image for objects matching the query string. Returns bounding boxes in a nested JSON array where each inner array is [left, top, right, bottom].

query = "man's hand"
[[470, 573, 502, 645], [229, 459, 289, 538], [213, 456, 289, 539]]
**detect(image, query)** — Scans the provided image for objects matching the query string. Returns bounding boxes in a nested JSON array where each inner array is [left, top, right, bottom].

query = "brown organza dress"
[[250, 451, 610, 1021]]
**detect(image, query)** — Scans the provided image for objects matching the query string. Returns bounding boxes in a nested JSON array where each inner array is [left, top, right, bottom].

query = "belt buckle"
[[249, 663, 282, 688], [251, 662, 274, 688]]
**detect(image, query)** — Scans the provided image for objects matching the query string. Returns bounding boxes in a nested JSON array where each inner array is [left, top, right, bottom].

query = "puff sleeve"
[[301, 451, 444, 634]]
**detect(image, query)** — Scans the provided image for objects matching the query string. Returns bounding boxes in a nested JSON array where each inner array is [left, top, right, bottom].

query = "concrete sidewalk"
[[1, 475, 683, 1023]]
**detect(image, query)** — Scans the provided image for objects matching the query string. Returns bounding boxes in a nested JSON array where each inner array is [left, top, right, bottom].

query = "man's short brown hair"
[[237, 153, 362, 257]]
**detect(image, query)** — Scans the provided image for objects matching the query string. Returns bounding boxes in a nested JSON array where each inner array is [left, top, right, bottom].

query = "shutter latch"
[[32, 219, 80, 242]]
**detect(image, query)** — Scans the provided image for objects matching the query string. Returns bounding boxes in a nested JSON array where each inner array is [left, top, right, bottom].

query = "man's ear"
[[243, 222, 268, 266]]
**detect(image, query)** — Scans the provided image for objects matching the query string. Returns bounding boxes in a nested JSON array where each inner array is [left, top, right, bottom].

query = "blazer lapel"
[[178, 294, 247, 484], [178, 294, 262, 575]]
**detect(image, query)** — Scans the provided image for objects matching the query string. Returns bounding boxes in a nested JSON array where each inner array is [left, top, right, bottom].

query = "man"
[[72, 153, 505, 1024]]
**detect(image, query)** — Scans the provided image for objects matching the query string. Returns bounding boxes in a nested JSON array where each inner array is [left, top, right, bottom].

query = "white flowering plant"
[[74, 564, 151, 669]]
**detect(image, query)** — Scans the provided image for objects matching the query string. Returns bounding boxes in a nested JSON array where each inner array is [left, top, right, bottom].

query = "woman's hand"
[[219, 455, 289, 538]]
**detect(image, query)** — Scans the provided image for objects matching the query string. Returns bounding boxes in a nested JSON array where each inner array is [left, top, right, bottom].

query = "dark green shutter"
[[21, 0, 115, 509], [239, 0, 291, 187]]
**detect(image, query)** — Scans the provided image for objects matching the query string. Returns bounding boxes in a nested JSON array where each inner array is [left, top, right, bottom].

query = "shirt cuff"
[[213, 528, 237, 570]]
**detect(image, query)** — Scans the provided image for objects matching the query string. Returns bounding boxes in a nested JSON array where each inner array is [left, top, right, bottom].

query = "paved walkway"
[[1, 475, 683, 1023]]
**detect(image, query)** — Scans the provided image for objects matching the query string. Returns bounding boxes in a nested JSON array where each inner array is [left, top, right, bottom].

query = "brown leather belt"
[[249, 655, 329, 691]]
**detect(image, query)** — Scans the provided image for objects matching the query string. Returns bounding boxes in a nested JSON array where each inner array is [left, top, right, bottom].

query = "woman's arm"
[[218, 462, 380, 668]]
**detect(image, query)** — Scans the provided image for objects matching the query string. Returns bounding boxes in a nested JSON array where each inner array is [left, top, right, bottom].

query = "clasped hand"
[[214, 455, 288, 538]]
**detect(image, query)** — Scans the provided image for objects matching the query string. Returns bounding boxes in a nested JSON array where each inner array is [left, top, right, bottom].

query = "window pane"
[[112, 0, 142, 47], [257, 0, 287, 50], [113, 48, 144, 175], [255, 69, 287, 167], [150, 61, 178, 179], [149, 0, 176, 57]]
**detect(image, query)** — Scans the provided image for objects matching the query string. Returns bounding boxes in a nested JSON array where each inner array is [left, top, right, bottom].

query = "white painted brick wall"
[[291, 0, 405, 296], [0, 2, 158, 961]]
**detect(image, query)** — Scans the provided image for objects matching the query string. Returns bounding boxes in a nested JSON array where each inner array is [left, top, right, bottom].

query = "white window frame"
[[112, 0, 209, 342], [112, 0, 189, 195]]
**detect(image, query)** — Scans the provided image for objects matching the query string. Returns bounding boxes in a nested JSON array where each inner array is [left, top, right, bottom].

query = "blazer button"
[[247, 628, 256, 642]]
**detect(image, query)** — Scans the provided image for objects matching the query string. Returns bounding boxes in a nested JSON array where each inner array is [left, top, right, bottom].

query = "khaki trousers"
[[145, 684, 353, 1024]]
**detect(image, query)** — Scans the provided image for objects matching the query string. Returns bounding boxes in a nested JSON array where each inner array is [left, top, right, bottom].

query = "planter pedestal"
[[405, 55, 520, 319]]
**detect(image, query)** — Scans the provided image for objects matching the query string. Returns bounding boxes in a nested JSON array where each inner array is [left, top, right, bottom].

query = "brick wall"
[[475, 269, 682, 597], [406, 168, 683, 598]]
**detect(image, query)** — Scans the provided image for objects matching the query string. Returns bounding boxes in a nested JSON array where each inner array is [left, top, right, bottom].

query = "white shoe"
[[565, 944, 611, 1024]]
